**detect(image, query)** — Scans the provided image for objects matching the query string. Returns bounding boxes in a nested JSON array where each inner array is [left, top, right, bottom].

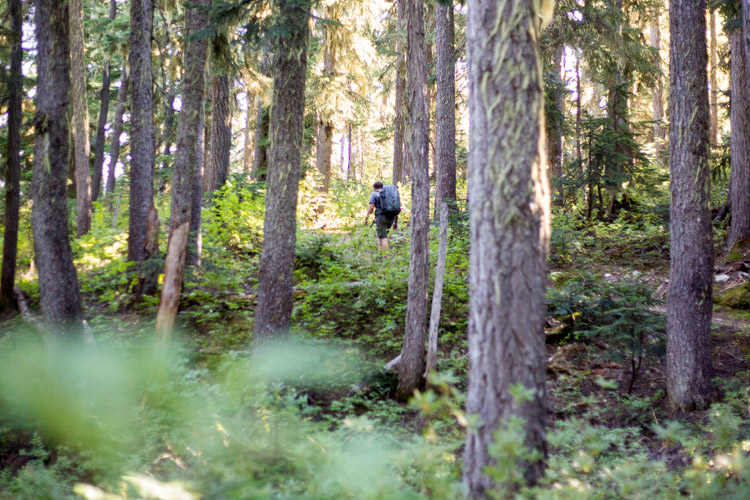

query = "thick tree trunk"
[[156, 0, 210, 340], [252, 99, 269, 180], [32, 0, 83, 332], [106, 67, 128, 195], [392, 0, 406, 186], [91, 0, 117, 202], [70, 0, 92, 236], [253, 0, 309, 345], [710, 10, 719, 143], [463, 0, 550, 495], [667, 0, 715, 411], [1, 0, 23, 311], [396, 0, 430, 401], [728, 30, 750, 249], [744, 1, 750, 82], [205, 74, 232, 193], [435, 1, 456, 209], [128, 0, 156, 265], [650, 11, 666, 159]]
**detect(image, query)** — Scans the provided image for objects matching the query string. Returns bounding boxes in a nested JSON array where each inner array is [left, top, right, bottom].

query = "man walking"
[[364, 181, 399, 250]]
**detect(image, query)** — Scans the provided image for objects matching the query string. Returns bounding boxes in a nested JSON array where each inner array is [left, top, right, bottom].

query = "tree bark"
[[667, 0, 715, 412], [32, 0, 83, 332], [1, 0, 23, 311], [710, 9, 719, 143], [253, 0, 310, 345], [128, 0, 156, 266], [463, 0, 550, 495], [435, 1, 456, 210], [70, 0, 92, 236], [106, 66, 128, 195], [392, 0, 406, 186], [396, 0, 430, 401], [205, 74, 232, 193], [728, 29, 750, 250], [156, 0, 210, 340], [92, 0, 118, 202]]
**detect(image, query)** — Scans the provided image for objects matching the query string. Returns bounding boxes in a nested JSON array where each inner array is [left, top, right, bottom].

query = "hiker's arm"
[[364, 203, 375, 225]]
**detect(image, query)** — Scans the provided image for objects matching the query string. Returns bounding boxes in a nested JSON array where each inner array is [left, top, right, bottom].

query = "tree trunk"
[[425, 202, 449, 376], [252, 99, 269, 180], [396, 0, 430, 401], [91, 0, 117, 202], [667, 0, 715, 411], [253, 0, 310, 345], [205, 74, 232, 193], [243, 94, 255, 172], [188, 98, 206, 267], [1, 0, 23, 311], [156, 0, 210, 340], [106, 66, 128, 195], [463, 0, 550, 495], [347, 123, 352, 180], [728, 29, 750, 250], [128, 0, 156, 266], [316, 42, 336, 194], [710, 9, 719, 143], [32, 0, 83, 332], [744, 1, 750, 86], [435, 1, 456, 210], [70, 0, 92, 237], [650, 9, 666, 160], [316, 118, 334, 192], [392, 0, 406, 186]]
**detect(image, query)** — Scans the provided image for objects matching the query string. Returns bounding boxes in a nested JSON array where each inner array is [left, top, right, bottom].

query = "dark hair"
[[373, 181, 384, 189]]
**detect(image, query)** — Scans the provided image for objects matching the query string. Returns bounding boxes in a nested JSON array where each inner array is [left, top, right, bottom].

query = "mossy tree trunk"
[[253, 0, 310, 345], [710, 9, 719, 143], [462, 0, 550, 495], [666, 0, 715, 411], [70, 0, 92, 237], [316, 42, 336, 195], [32, 0, 83, 333], [728, 29, 750, 250], [396, 0, 429, 401], [252, 100, 269, 180], [1, 0, 23, 311]]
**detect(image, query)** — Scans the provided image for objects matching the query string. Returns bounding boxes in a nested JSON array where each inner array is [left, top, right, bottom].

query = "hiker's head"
[[373, 181, 384, 190]]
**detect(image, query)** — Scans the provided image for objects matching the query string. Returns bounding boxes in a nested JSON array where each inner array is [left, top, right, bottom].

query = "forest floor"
[[4, 212, 750, 497]]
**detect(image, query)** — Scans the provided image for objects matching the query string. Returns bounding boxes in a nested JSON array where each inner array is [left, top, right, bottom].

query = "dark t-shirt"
[[369, 189, 383, 216]]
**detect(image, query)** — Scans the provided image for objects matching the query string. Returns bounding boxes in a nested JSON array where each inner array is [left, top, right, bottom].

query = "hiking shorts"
[[375, 216, 394, 239]]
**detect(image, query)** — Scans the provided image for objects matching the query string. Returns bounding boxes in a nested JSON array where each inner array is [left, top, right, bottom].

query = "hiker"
[[364, 181, 400, 250]]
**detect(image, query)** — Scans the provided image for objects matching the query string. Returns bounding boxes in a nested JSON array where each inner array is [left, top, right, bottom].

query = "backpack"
[[377, 185, 401, 218]]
